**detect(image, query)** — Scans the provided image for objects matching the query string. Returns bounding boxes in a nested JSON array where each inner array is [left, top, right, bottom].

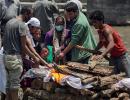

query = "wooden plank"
[[66, 62, 113, 76]]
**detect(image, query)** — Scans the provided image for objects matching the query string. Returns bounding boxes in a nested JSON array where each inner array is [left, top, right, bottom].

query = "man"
[[21, 17, 51, 90], [26, 17, 41, 50], [33, 0, 59, 38], [0, 0, 20, 49], [26, 17, 50, 67], [58, 2, 97, 64], [3, 7, 39, 100], [89, 10, 130, 77]]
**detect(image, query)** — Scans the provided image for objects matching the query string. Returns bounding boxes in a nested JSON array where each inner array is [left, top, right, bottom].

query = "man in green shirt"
[[58, 2, 97, 64]]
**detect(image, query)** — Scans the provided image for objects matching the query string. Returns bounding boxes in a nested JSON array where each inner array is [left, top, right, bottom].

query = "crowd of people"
[[0, 0, 130, 100]]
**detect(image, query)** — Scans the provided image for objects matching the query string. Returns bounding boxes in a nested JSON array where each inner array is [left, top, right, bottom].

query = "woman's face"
[[40, 48, 49, 58], [55, 17, 64, 32]]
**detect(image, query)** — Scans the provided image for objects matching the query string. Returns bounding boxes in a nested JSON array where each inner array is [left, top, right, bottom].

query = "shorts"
[[4, 54, 23, 89]]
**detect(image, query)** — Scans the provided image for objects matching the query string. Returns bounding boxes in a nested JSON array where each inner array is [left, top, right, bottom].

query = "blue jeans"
[[111, 53, 130, 77]]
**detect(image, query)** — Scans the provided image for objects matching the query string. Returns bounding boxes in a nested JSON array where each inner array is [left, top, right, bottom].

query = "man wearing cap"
[[26, 17, 40, 48], [22, 17, 41, 68], [26, 17, 51, 66], [58, 2, 97, 64], [21, 17, 51, 89], [27, 17, 43, 54]]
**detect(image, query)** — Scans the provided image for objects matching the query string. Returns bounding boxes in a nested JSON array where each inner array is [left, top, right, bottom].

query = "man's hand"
[[57, 52, 65, 59], [46, 64, 53, 69]]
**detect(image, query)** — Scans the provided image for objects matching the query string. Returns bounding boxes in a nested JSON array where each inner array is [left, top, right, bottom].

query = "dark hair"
[[55, 15, 65, 25], [64, 2, 78, 12], [20, 6, 32, 15], [89, 10, 104, 23]]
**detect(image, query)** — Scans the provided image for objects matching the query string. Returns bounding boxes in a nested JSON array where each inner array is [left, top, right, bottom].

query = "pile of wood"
[[23, 62, 130, 100]]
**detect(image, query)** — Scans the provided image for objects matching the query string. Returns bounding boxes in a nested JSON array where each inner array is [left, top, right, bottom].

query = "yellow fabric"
[[50, 65, 67, 84]]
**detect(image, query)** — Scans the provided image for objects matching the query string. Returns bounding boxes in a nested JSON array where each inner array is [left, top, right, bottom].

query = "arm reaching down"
[[26, 36, 52, 68]]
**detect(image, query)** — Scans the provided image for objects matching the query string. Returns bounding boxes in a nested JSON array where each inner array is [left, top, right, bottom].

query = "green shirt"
[[45, 45, 53, 63], [70, 12, 97, 61]]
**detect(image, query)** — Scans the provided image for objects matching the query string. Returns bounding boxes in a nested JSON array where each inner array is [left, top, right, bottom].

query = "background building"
[[20, 0, 130, 25]]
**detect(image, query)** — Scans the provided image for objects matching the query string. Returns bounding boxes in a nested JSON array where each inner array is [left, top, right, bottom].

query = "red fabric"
[[98, 24, 127, 57]]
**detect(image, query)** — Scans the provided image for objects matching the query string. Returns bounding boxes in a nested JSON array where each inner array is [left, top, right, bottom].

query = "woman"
[[44, 15, 70, 64]]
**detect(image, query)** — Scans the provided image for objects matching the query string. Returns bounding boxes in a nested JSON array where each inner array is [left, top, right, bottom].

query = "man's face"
[[32, 28, 41, 40], [65, 10, 76, 21], [24, 11, 33, 22], [91, 20, 101, 29], [30, 27, 38, 34]]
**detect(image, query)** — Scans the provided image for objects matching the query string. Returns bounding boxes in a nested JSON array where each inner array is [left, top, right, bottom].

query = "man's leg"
[[120, 53, 130, 77], [4, 55, 23, 100], [111, 58, 121, 74]]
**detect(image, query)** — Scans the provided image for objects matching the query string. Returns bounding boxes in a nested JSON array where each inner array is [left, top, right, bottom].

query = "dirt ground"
[[92, 25, 130, 54]]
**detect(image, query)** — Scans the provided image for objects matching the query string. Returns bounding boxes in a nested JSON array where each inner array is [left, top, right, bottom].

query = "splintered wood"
[[23, 62, 130, 100]]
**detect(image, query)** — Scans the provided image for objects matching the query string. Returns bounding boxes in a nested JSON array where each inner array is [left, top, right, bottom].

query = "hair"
[[64, 2, 78, 12], [55, 15, 65, 25], [89, 10, 104, 23], [20, 6, 32, 15]]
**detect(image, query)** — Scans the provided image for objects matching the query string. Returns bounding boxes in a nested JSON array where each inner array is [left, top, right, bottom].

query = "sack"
[[0, 47, 6, 94]]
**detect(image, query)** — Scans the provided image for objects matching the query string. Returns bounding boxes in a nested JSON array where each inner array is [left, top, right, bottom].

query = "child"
[[89, 10, 130, 77], [40, 46, 53, 63]]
